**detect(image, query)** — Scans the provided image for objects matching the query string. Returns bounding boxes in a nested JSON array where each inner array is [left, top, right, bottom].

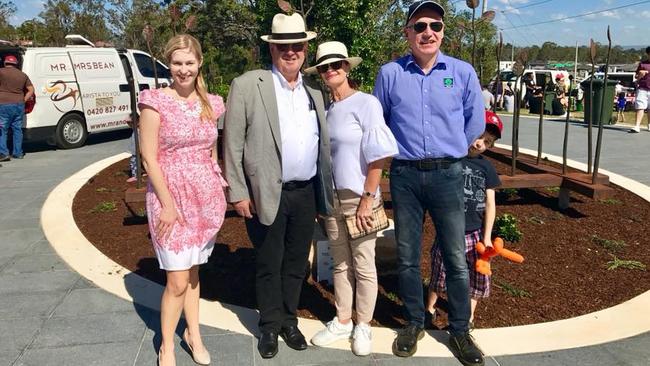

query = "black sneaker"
[[424, 311, 435, 329], [392, 324, 424, 357], [12, 154, 24, 159], [0, 155, 9, 162], [449, 333, 484, 366]]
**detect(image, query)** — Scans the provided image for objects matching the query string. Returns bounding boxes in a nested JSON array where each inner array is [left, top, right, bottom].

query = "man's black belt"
[[282, 178, 314, 191], [395, 157, 462, 170]]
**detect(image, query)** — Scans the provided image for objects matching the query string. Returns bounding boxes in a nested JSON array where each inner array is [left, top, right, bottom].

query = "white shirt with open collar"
[[271, 66, 319, 183]]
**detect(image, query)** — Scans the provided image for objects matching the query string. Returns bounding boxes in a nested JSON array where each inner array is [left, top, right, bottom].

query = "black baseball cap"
[[406, 1, 446, 24]]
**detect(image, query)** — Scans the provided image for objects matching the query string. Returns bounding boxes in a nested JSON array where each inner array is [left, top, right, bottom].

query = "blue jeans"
[[0, 103, 25, 157], [390, 159, 470, 336]]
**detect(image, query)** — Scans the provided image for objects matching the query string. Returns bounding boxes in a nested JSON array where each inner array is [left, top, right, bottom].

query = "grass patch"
[[95, 187, 118, 193], [113, 171, 128, 177], [494, 279, 532, 298], [592, 235, 627, 252], [605, 256, 646, 271], [545, 186, 560, 193], [136, 207, 147, 217], [526, 215, 545, 225], [90, 201, 117, 213], [599, 198, 622, 205], [385, 292, 399, 302]]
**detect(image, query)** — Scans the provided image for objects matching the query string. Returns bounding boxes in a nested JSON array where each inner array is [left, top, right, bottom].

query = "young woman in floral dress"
[[139, 34, 227, 366]]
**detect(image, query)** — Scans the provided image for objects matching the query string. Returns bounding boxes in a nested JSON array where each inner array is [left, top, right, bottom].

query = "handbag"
[[332, 175, 389, 240], [342, 199, 389, 240]]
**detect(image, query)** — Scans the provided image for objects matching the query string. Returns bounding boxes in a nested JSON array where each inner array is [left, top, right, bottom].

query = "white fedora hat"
[[261, 13, 317, 44], [304, 41, 362, 74]]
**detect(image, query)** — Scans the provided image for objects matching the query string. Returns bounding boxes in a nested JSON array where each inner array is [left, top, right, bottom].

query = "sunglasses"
[[407, 21, 444, 33], [316, 60, 344, 74], [275, 42, 306, 52]]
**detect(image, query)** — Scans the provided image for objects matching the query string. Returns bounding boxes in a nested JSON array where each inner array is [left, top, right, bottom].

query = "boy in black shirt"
[[426, 110, 503, 327]]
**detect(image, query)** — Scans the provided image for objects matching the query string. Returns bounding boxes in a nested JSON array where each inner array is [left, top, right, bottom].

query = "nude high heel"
[[183, 329, 211, 365], [158, 347, 175, 366]]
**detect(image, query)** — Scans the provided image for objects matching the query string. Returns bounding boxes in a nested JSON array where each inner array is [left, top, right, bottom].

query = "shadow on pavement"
[[22, 129, 132, 154]]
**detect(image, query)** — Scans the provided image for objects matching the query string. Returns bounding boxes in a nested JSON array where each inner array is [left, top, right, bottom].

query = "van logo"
[[44, 80, 80, 113], [443, 77, 454, 88]]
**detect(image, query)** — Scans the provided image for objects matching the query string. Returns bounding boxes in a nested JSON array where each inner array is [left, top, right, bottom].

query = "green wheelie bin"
[[581, 79, 618, 125]]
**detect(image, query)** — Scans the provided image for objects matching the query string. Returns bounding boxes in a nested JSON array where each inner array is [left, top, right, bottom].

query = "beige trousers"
[[324, 189, 380, 324]]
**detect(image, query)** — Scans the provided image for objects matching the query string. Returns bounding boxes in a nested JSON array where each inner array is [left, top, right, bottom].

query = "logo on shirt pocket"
[[443, 77, 454, 88]]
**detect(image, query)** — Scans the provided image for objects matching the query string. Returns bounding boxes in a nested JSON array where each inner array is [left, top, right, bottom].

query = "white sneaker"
[[629, 127, 641, 133], [310, 317, 353, 346], [351, 323, 372, 356]]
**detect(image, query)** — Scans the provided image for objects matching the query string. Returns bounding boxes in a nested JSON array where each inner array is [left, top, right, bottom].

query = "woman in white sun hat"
[[306, 41, 398, 356]]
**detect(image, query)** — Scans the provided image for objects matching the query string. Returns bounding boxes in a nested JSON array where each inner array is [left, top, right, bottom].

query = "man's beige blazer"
[[223, 69, 335, 226]]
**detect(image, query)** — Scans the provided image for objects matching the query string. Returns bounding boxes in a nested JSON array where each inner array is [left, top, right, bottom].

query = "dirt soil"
[[72, 156, 650, 329]]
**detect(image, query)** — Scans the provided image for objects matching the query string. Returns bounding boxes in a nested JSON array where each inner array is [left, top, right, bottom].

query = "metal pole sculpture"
[[588, 39, 597, 174], [562, 75, 574, 175], [493, 32, 503, 113], [592, 27, 612, 184], [127, 72, 142, 189], [467, 0, 480, 67], [536, 75, 549, 164], [511, 59, 526, 176], [143, 25, 159, 89]]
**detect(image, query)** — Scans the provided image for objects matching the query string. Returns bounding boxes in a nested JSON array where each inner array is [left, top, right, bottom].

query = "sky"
[[9, 0, 650, 48], [471, 0, 650, 48]]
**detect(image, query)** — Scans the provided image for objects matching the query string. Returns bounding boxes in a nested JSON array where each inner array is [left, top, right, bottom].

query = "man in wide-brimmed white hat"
[[372, 1, 485, 364], [223, 12, 334, 359]]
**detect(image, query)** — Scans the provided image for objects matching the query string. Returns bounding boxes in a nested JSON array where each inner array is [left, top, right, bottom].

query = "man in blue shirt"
[[373, 1, 485, 364]]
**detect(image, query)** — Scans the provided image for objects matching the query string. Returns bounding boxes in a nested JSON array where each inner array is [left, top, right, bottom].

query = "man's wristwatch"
[[362, 190, 376, 199]]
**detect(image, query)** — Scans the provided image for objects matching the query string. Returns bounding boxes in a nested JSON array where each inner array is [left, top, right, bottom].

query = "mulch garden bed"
[[72, 155, 650, 329]]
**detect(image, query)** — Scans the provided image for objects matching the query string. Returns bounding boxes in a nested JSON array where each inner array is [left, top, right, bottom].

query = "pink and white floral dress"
[[138, 88, 227, 270]]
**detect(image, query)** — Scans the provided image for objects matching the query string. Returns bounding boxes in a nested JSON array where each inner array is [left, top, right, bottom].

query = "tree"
[[195, 0, 260, 93], [118, 0, 171, 54], [38, 0, 113, 46], [0, 0, 16, 39], [15, 20, 49, 46]]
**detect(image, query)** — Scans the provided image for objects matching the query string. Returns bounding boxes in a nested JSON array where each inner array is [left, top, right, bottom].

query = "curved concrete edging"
[[41, 149, 650, 357]]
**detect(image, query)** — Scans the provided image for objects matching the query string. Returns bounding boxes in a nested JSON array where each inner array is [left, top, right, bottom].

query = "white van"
[[0, 35, 171, 148]]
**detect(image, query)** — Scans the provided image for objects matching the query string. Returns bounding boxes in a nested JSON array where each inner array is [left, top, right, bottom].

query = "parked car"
[[0, 35, 171, 149]]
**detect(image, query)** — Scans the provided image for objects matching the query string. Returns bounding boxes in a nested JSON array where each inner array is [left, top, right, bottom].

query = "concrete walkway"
[[2, 119, 650, 366]]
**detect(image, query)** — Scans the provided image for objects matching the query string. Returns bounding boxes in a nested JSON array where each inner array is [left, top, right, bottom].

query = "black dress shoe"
[[0, 155, 10, 162], [392, 324, 424, 357], [449, 333, 484, 366], [279, 325, 308, 350], [257, 331, 278, 359]]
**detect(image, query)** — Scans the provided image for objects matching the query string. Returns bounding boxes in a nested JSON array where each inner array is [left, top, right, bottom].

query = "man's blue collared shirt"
[[372, 52, 485, 160]]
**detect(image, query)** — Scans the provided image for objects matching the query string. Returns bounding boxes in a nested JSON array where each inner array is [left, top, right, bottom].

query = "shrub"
[[90, 201, 117, 213], [591, 235, 626, 252], [606, 256, 646, 271], [501, 188, 519, 198], [495, 213, 522, 242]]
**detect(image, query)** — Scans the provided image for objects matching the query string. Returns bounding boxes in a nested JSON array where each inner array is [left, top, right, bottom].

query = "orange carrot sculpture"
[[475, 237, 524, 276]]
